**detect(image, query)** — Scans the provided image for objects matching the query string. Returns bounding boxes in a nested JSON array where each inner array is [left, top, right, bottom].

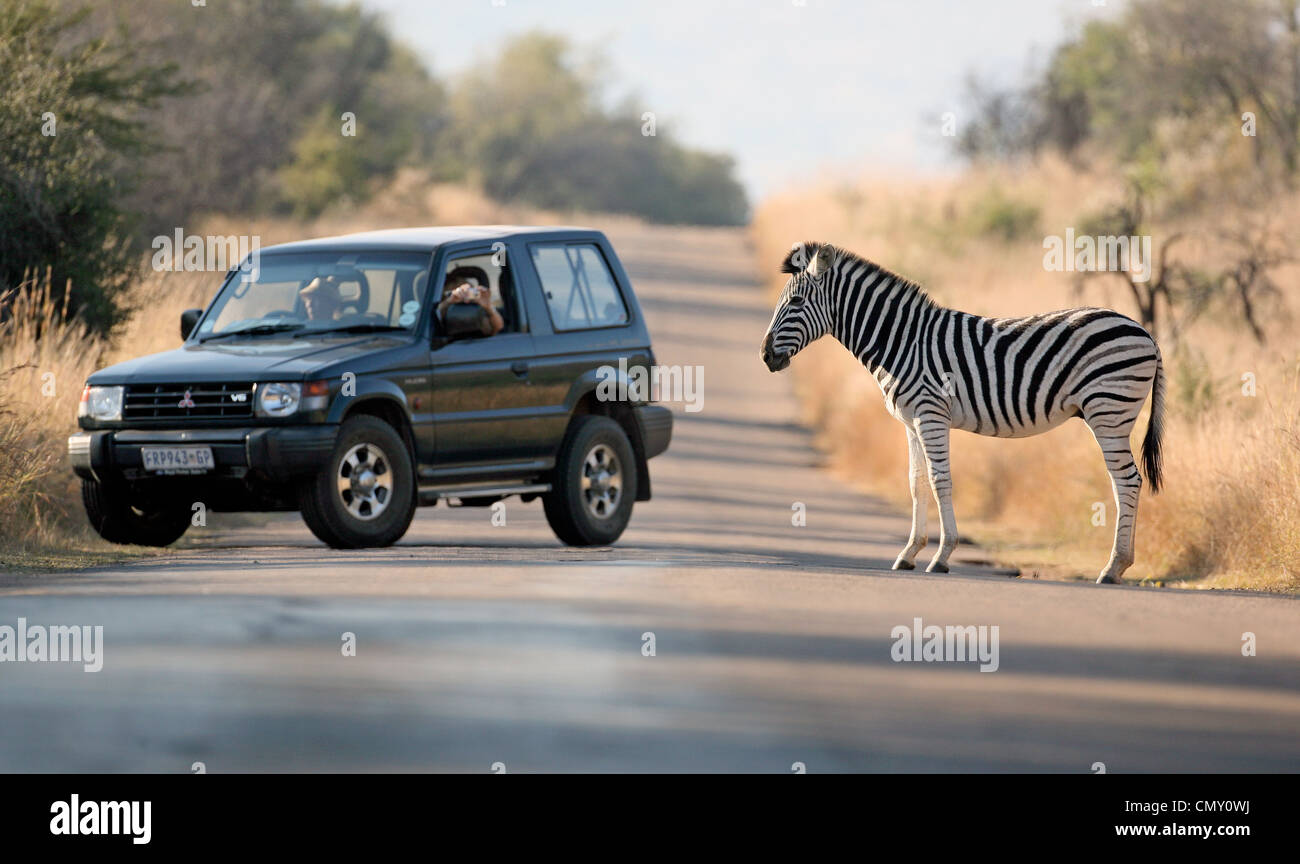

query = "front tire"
[[299, 416, 416, 548], [81, 478, 190, 547], [543, 415, 637, 546]]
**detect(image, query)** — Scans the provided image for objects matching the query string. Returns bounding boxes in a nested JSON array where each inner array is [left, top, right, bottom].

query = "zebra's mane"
[[783, 242, 937, 310]]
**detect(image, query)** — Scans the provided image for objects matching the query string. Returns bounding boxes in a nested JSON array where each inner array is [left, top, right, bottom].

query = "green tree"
[[960, 0, 1300, 177], [0, 0, 184, 332], [100, 0, 447, 227], [278, 107, 371, 218], [448, 32, 747, 225]]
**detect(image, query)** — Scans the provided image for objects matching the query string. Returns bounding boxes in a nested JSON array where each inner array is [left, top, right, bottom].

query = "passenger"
[[438, 276, 504, 335]]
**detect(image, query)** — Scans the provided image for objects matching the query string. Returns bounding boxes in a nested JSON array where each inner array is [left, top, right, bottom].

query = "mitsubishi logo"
[[178, 389, 196, 409]]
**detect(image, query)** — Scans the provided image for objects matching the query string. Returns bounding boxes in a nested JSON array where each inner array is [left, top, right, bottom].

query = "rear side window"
[[530, 243, 628, 331]]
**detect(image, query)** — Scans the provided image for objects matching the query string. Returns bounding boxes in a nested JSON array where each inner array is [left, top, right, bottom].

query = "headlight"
[[78, 385, 123, 421], [255, 382, 301, 417]]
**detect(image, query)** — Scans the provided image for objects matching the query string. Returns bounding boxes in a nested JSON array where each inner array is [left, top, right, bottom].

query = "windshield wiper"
[[293, 323, 408, 337], [200, 322, 305, 342]]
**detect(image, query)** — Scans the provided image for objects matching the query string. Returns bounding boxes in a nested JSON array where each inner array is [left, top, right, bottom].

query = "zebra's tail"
[[1141, 346, 1166, 494]]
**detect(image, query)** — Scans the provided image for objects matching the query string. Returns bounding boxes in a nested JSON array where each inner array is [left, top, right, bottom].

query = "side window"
[[440, 252, 519, 332], [530, 243, 628, 331]]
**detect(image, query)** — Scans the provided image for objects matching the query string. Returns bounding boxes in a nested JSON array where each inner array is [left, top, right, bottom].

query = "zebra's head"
[[761, 242, 837, 372]]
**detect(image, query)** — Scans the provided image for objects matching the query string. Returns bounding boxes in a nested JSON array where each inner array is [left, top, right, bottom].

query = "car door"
[[519, 236, 653, 450], [426, 243, 553, 479]]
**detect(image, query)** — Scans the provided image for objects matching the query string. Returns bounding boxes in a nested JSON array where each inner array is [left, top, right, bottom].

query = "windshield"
[[198, 251, 433, 338]]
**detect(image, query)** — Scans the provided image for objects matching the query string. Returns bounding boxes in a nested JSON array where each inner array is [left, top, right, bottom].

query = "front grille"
[[124, 382, 254, 420]]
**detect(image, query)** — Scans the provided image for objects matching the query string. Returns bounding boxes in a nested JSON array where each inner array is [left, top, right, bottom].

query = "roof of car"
[[261, 225, 599, 254]]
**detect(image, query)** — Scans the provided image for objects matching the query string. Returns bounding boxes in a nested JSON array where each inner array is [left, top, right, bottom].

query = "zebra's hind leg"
[[1093, 433, 1142, 584], [915, 418, 958, 574], [892, 425, 928, 570]]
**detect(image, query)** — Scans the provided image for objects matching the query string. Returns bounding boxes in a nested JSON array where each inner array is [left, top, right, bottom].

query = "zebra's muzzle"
[[761, 333, 791, 372]]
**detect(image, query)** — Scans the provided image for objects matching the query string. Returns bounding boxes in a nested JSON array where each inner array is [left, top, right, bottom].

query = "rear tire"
[[299, 416, 416, 548], [543, 415, 637, 546], [81, 478, 190, 547]]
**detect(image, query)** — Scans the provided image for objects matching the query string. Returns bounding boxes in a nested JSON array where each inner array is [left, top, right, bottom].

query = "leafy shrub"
[[0, 0, 182, 332], [966, 187, 1040, 241]]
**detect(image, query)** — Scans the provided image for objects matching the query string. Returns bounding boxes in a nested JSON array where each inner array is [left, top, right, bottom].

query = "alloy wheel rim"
[[580, 443, 621, 520], [336, 442, 392, 521]]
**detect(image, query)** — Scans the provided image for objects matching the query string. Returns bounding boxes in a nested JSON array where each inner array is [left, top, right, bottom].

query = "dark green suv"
[[68, 226, 672, 548]]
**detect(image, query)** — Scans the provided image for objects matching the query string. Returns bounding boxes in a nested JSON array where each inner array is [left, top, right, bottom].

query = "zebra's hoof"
[[892, 559, 915, 570], [925, 562, 949, 574], [1096, 574, 1122, 585]]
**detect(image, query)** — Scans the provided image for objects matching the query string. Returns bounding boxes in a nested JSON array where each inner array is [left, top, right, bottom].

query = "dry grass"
[[752, 155, 1300, 593], [0, 273, 105, 553], [0, 176, 560, 561]]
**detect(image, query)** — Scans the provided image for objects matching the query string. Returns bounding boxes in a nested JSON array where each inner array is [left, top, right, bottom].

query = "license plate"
[[141, 445, 214, 474]]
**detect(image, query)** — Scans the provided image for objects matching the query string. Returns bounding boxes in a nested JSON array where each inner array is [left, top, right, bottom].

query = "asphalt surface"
[[2, 224, 1298, 772]]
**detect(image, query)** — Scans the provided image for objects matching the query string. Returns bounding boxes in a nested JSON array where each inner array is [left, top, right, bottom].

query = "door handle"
[[511, 361, 529, 378]]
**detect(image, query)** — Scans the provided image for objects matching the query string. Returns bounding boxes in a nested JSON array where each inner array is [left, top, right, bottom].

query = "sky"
[[358, 0, 1121, 201]]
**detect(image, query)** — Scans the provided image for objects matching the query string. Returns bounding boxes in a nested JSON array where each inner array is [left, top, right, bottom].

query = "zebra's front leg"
[[892, 425, 928, 570], [916, 419, 958, 573]]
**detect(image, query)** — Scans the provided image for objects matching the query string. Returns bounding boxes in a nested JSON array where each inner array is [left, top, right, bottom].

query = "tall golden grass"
[[0, 175, 559, 558], [752, 156, 1300, 592], [0, 272, 102, 547]]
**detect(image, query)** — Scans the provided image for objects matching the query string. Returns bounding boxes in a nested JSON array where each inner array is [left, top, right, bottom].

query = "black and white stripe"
[[760, 242, 1165, 584]]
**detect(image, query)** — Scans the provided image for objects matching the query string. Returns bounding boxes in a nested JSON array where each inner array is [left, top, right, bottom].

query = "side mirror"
[[441, 303, 493, 340], [180, 308, 203, 340]]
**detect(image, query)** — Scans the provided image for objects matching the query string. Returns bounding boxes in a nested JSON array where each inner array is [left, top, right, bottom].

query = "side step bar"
[[418, 481, 551, 506]]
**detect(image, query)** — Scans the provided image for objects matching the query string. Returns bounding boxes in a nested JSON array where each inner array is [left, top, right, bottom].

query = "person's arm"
[[437, 283, 474, 321], [472, 287, 505, 335]]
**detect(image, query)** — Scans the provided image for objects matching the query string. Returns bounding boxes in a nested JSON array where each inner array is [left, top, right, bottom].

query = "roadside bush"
[[965, 186, 1040, 241]]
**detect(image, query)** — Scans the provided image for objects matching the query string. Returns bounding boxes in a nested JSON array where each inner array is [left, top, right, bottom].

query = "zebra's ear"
[[807, 243, 835, 278], [780, 245, 806, 275], [779, 241, 822, 275]]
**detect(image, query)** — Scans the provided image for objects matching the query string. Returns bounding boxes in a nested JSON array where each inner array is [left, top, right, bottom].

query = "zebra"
[[760, 242, 1165, 584]]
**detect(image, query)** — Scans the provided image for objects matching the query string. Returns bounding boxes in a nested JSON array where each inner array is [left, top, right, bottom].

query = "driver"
[[300, 276, 342, 321]]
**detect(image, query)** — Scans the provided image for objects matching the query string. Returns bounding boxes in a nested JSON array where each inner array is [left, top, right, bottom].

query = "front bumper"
[[68, 425, 339, 484]]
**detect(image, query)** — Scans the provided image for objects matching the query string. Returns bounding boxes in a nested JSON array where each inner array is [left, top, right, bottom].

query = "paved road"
[[2, 224, 1298, 772]]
